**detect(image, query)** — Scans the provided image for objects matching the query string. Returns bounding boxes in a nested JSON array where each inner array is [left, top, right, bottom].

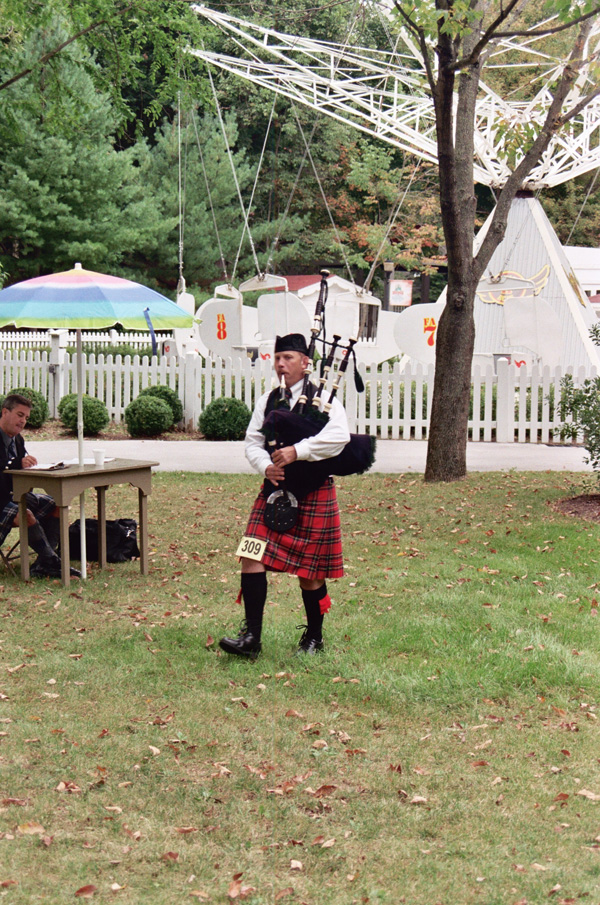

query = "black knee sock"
[[301, 583, 329, 642], [241, 572, 267, 639]]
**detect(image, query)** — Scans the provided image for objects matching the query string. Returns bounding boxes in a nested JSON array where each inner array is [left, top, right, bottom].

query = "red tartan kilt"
[[243, 478, 344, 580]]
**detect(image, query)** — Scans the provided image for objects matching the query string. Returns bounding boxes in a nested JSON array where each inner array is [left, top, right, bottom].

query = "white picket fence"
[[0, 346, 592, 442], [0, 330, 169, 351]]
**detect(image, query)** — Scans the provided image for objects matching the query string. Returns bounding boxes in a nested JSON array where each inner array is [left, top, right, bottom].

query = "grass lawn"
[[2, 470, 600, 904]]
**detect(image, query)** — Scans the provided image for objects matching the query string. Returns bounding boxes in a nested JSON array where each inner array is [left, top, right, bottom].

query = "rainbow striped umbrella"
[[0, 264, 193, 331]]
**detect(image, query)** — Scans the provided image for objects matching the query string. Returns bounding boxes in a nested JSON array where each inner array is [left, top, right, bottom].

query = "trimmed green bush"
[[198, 397, 251, 441], [6, 387, 49, 428], [138, 385, 182, 425], [68, 343, 156, 359], [58, 394, 110, 436], [125, 396, 173, 437]]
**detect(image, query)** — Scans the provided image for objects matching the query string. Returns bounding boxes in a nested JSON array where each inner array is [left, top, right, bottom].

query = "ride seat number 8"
[[236, 536, 267, 561]]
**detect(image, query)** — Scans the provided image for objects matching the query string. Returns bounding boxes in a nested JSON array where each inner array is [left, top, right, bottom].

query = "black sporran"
[[264, 488, 298, 533]]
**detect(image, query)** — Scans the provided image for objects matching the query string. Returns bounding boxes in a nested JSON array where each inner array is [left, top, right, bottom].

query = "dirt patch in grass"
[[29, 419, 204, 441], [554, 493, 600, 523]]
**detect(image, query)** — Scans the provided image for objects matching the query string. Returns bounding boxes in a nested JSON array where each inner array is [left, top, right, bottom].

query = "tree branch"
[[495, 5, 600, 40], [393, 1, 438, 94], [449, 0, 525, 71], [561, 84, 600, 124], [473, 19, 595, 280], [0, 1, 138, 94]]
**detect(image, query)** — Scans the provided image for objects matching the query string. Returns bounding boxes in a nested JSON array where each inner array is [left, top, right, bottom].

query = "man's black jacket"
[[0, 433, 25, 512]]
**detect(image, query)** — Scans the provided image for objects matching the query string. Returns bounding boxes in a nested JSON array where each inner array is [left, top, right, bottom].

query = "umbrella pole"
[[76, 330, 87, 580], [77, 330, 84, 466]]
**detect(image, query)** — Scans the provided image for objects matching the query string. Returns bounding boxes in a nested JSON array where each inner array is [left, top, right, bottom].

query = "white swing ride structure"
[[179, 2, 600, 373]]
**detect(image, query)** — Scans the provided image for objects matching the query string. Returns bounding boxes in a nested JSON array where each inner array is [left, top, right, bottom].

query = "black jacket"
[[0, 433, 26, 512]]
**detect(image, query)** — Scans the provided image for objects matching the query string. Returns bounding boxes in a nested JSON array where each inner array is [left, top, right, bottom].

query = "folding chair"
[[0, 531, 19, 577]]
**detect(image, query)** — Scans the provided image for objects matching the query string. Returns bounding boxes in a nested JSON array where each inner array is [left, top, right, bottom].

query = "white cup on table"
[[93, 449, 105, 468]]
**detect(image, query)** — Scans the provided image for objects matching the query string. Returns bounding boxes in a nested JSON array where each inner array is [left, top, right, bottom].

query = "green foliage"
[[140, 112, 253, 289], [559, 372, 600, 471], [68, 344, 156, 359], [6, 386, 48, 428], [198, 396, 251, 440], [0, 29, 167, 281], [125, 395, 173, 437], [138, 385, 182, 424], [1, 1, 208, 125], [542, 174, 600, 247], [58, 393, 110, 436]]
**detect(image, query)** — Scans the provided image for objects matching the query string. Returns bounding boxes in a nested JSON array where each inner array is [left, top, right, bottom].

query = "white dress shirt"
[[245, 378, 350, 477]]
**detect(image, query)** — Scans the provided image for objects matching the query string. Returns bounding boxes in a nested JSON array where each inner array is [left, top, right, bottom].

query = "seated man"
[[0, 393, 79, 579]]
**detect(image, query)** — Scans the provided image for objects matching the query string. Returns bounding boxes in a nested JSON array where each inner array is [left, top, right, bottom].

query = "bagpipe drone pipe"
[[260, 271, 376, 530]]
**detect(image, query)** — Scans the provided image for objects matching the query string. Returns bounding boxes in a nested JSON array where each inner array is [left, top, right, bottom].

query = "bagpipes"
[[262, 270, 376, 532]]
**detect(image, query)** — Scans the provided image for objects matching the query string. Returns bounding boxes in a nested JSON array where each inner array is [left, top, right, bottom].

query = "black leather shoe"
[[297, 626, 324, 654], [30, 559, 81, 579], [219, 630, 261, 659]]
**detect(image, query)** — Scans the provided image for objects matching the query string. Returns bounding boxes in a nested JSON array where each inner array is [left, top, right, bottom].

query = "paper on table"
[[28, 462, 67, 470], [29, 457, 115, 469]]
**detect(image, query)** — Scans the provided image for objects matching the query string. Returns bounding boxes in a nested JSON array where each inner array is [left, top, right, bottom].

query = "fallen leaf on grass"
[[0, 880, 17, 888], [228, 875, 256, 899], [2, 798, 28, 806], [285, 709, 304, 719], [189, 892, 210, 900], [175, 826, 198, 834], [577, 789, 600, 801], [290, 860, 303, 871], [313, 785, 336, 798], [205, 635, 214, 648], [56, 781, 82, 794], [149, 746, 161, 756], [74, 885, 97, 898], [110, 883, 125, 892], [410, 796, 429, 805], [16, 821, 45, 835], [161, 851, 179, 862], [104, 806, 123, 814], [275, 888, 294, 901]]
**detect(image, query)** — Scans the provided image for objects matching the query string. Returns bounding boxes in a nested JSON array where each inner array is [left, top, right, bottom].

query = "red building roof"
[[276, 275, 327, 291]]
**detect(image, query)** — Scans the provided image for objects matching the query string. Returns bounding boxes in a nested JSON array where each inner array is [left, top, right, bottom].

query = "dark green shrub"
[[7, 386, 49, 428], [198, 397, 251, 440], [69, 343, 156, 359], [125, 396, 173, 437], [58, 394, 110, 436], [559, 326, 600, 473], [138, 385, 182, 424], [559, 373, 600, 470]]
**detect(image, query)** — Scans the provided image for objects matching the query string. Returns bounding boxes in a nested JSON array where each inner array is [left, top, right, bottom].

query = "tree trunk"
[[424, 279, 476, 482]]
